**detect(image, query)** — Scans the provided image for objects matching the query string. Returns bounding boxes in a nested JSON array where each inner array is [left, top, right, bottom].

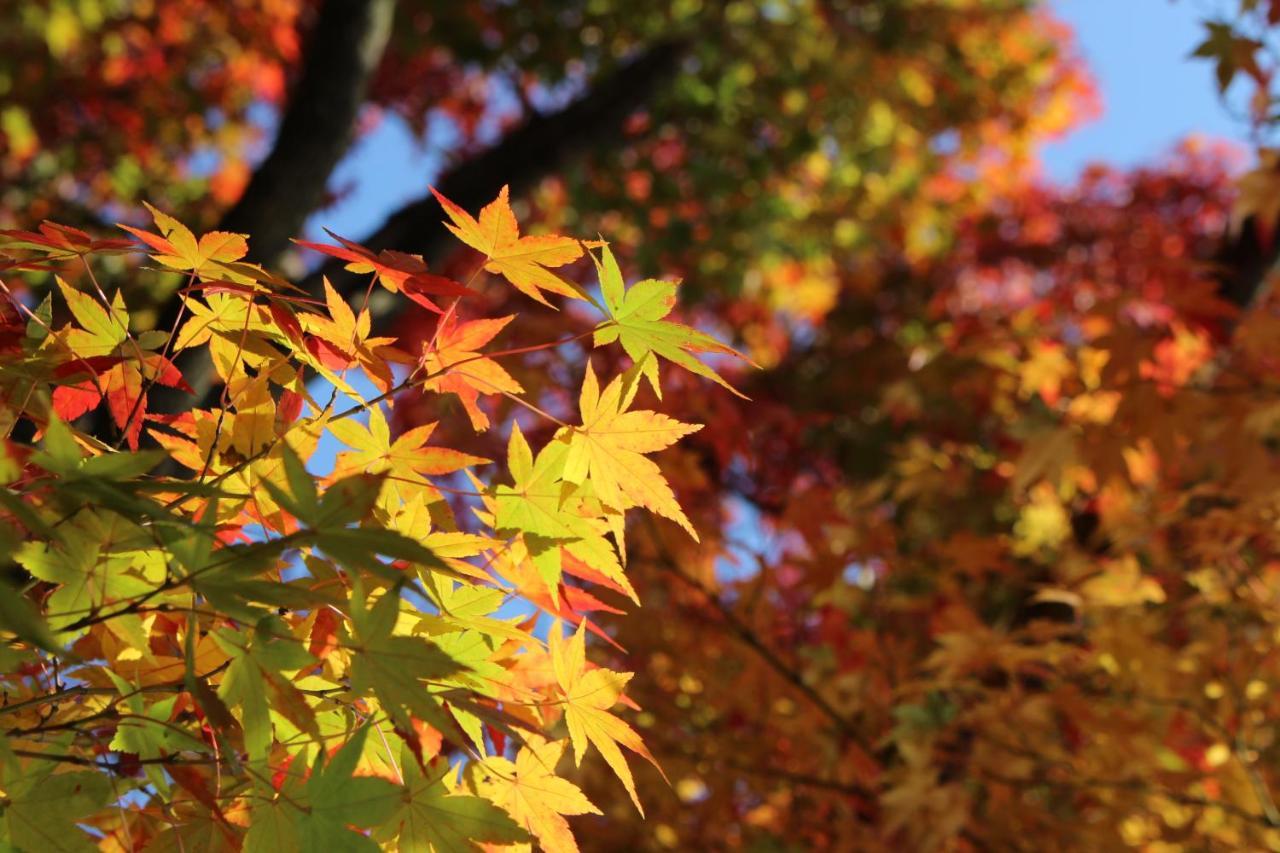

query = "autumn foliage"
[[0, 188, 747, 851], [11, 0, 1280, 851]]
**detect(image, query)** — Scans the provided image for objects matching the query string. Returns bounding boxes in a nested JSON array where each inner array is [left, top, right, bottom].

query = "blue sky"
[[1042, 0, 1249, 181]]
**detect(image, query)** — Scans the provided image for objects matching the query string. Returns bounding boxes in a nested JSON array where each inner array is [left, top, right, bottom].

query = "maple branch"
[[640, 520, 868, 748], [699, 752, 873, 799], [9, 748, 218, 770], [305, 39, 687, 302], [218, 0, 396, 266], [160, 41, 681, 415], [981, 766, 1279, 829], [0, 660, 232, 719]]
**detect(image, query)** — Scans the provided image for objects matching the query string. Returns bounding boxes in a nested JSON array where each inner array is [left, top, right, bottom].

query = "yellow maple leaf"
[[551, 621, 665, 814], [559, 363, 701, 537], [1018, 340, 1073, 405], [121, 202, 249, 278], [172, 292, 266, 352], [476, 736, 600, 853], [227, 373, 275, 457], [1081, 555, 1166, 607], [432, 185, 584, 307], [1012, 482, 1070, 556], [329, 407, 488, 511]]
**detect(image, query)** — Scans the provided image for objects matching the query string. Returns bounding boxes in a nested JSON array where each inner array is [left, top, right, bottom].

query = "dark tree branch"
[[176, 38, 685, 413], [219, 0, 396, 266], [641, 520, 867, 748], [143, 0, 395, 423], [302, 39, 688, 301], [1217, 215, 1280, 308]]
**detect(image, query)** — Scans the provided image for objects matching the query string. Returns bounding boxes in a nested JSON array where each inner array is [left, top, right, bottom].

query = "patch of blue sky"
[[1042, 0, 1252, 183], [306, 367, 379, 478], [301, 112, 444, 244], [713, 494, 783, 590]]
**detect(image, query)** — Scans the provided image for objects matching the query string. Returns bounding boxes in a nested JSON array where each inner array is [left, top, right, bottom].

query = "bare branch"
[[303, 39, 687, 301], [1217, 214, 1280, 308], [219, 0, 396, 265], [170, 39, 685, 414]]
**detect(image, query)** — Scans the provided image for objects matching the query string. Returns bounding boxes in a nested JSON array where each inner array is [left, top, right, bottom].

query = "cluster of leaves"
[[14, 1, 1276, 850], [526, 0, 1096, 310], [1197, 0, 1280, 262], [1190, 1, 1280, 107], [0, 0, 303, 221], [557, 139, 1280, 850], [0, 187, 743, 850]]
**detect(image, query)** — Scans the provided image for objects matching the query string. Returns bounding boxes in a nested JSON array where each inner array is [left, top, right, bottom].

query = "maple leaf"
[[432, 185, 585, 307], [493, 423, 628, 600], [421, 313, 524, 430], [56, 275, 128, 358], [294, 229, 472, 312], [1231, 148, 1280, 241], [51, 278, 188, 446], [244, 724, 402, 853], [226, 373, 276, 458], [348, 584, 469, 738], [474, 736, 601, 853], [558, 363, 702, 537], [213, 616, 316, 761], [15, 510, 167, 634], [301, 278, 407, 393], [592, 243, 749, 397], [492, 535, 632, 646], [1018, 340, 1073, 405], [0, 221, 135, 257], [1080, 555, 1167, 607], [375, 748, 532, 852], [329, 406, 487, 512], [172, 291, 274, 353], [120, 203, 250, 279], [550, 621, 664, 814], [0, 766, 111, 852], [1192, 20, 1264, 93]]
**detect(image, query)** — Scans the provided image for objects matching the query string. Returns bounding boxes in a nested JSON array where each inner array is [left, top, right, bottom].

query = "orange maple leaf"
[[432, 185, 584, 307], [420, 313, 523, 431]]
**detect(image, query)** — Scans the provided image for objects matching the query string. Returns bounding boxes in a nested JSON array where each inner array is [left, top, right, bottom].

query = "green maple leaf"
[[106, 671, 206, 794], [376, 748, 531, 852], [348, 584, 468, 738], [302, 725, 402, 852], [16, 510, 165, 633], [592, 243, 748, 397], [244, 725, 402, 853], [214, 615, 317, 761], [56, 275, 127, 358], [493, 423, 626, 600], [0, 767, 111, 852]]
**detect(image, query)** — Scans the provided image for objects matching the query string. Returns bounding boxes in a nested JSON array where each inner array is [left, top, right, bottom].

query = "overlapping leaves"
[[0, 189, 739, 851]]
